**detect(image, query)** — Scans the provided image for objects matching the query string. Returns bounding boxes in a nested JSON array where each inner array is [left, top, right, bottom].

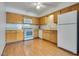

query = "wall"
[[0, 3, 6, 55]]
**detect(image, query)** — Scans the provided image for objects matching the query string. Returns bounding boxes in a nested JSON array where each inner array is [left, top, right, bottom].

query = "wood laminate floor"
[[2, 39, 75, 56]]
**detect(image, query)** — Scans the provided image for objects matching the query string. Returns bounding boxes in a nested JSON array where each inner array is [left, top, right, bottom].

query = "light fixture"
[[36, 5, 40, 9], [34, 2, 42, 10]]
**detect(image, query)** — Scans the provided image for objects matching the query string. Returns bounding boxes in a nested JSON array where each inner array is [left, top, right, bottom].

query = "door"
[[57, 24, 77, 54], [24, 29, 33, 40]]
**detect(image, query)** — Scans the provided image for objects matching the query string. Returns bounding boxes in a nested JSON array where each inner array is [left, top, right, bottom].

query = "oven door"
[[24, 28, 33, 40]]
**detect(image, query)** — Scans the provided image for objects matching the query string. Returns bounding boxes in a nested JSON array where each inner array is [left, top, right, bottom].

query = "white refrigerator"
[[57, 10, 78, 54]]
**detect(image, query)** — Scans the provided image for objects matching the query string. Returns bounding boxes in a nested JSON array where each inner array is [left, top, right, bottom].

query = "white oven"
[[24, 28, 33, 40]]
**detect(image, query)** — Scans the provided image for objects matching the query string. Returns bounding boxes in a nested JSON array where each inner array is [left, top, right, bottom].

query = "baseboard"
[[33, 37, 39, 39], [6, 38, 38, 45], [42, 38, 57, 45], [58, 47, 77, 55]]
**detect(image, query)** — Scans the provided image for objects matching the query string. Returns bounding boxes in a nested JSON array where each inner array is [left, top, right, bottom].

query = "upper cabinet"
[[6, 12, 24, 23], [60, 3, 79, 14], [32, 18, 39, 25], [39, 16, 48, 25], [53, 11, 60, 24], [39, 11, 60, 24], [6, 30, 17, 43], [60, 7, 71, 14]]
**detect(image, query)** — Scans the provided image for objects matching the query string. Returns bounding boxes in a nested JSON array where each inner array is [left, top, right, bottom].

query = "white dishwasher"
[[39, 30, 42, 39]]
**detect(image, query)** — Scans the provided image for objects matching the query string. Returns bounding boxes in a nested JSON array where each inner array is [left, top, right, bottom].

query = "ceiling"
[[5, 2, 77, 17]]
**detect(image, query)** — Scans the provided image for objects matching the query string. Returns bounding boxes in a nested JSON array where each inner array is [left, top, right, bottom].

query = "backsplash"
[[6, 24, 39, 30]]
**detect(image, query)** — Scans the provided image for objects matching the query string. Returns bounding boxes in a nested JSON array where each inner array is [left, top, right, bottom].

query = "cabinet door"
[[32, 18, 39, 25], [16, 14, 24, 23], [53, 11, 60, 23], [6, 30, 17, 43], [39, 17, 48, 24], [70, 5, 77, 11], [50, 31, 57, 44], [44, 16, 48, 24], [60, 7, 71, 14], [17, 30, 23, 41], [6, 12, 24, 23], [39, 17, 44, 24], [43, 31, 50, 41]]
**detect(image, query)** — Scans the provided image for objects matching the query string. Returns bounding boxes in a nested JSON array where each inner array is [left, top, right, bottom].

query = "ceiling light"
[[36, 5, 40, 9], [34, 2, 42, 10]]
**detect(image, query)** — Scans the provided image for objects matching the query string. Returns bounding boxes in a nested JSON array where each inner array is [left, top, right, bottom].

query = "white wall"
[[0, 2, 6, 55]]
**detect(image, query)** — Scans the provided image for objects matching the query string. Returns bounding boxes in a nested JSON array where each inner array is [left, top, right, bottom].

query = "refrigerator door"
[[58, 10, 77, 24], [57, 24, 77, 54]]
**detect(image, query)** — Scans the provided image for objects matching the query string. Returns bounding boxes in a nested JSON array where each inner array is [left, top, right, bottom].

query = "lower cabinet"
[[50, 31, 57, 44], [43, 30, 57, 44], [43, 30, 50, 41], [17, 30, 23, 41], [6, 30, 17, 43], [6, 30, 23, 43], [6, 29, 39, 43]]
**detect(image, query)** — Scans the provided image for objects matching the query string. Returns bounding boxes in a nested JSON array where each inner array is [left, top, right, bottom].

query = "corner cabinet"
[[42, 30, 57, 44], [32, 18, 39, 25], [6, 30, 17, 43], [6, 12, 24, 23], [6, 30, 24, 43], [39, 16, 48, 25], [43, 30, 50, 41]]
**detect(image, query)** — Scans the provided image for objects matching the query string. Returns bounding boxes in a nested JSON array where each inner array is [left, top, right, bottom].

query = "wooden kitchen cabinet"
[[39, 16, 48, 25], [50, 30, 57, 44], [32, 18, 39, 25], [60, 7, 71, 14], [6, 30, 17, 43], [43, 30, 51, 41], [53, 11, 60, 24], [17, 30, 23, 41], [77, 4, 79, 10], [42, 30, 57, 44], [6, 12, 24, 23], [33, 29, 39, 38], [60, 4, 79, 14]]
